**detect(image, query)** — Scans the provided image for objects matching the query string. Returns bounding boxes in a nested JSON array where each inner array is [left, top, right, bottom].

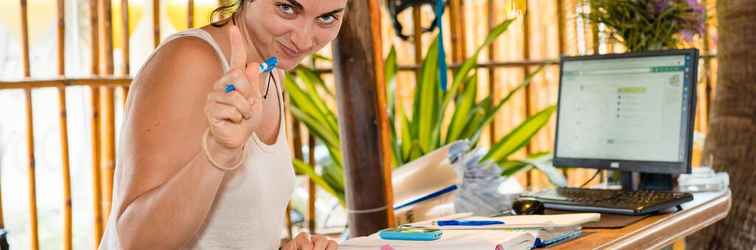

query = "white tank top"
[[158, 29, 296, 249]]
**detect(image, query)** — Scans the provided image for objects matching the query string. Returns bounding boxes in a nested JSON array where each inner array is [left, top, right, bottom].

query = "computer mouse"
[[513, 199, 545, 215]]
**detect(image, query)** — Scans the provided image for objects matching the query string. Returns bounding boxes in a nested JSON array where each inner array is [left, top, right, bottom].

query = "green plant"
[[286, 18, 556, 206], [583, 0, 706, 51]]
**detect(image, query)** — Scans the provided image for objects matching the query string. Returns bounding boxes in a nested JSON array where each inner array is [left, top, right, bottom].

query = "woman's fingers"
[[311, 235, 332, 250], [228, 25, 247, 69], [209, 91, 253, 119], [295, 232, 314, 250], [208, 103, 244, 123], [325, 240, 338, 250]]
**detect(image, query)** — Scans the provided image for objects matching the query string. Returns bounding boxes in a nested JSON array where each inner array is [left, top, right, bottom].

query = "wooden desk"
[[548, 190, 732, 250]]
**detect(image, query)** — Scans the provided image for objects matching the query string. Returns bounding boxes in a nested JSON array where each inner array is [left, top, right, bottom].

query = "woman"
[[100, 0, 347, 249]]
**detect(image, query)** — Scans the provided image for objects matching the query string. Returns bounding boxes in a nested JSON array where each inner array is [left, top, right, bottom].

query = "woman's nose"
[[290, 24, 315, 52]]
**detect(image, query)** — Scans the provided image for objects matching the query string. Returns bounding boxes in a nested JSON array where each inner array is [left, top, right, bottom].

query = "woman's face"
[[242, 0, 347, 70]]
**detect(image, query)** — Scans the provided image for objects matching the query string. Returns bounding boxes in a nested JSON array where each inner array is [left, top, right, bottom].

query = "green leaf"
[[293, 68, 339, 134], [474, 66, 544, 132], [499, 151, 551, 176], [441, 19, 516, 113], [445, 74, 478, 143], [289, 107, 340, 149], [292, 159, 345, 206], [285, 74, 340, 137], [295, 66, 334, 97], [458, 96, 492, 141], [412, 37, 441, 153], [481, 105, 556, 163], [385, 47, 398, 122], [399, 108, 413, 162]]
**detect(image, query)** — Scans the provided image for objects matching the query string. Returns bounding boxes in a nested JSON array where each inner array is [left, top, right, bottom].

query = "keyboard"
[[521, 187, 694, 215]]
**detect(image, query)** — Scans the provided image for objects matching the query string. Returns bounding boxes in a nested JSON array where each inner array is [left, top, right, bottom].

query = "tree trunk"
[[332, 0, 395, 237], [688, 0, 756, 248]]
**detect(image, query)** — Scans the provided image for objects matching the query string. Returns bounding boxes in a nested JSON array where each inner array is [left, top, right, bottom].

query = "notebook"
[[339, 229, 535, 250]]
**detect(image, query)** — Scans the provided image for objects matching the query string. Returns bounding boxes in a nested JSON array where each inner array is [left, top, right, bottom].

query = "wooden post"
[[98, 0, 116, 229], [332, 0, 394, 236], [19, 0, 39, 249], [153, 0, 160, 48], [56, 0, 73, 248]]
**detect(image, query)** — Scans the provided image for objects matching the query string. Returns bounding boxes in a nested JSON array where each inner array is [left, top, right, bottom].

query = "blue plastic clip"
[[225, 57, 278, 93], [224, 84, 236, 93], [259, 57, 278, 73]]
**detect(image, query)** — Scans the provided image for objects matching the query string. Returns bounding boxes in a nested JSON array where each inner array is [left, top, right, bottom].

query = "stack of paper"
[[340, 230, 535, 250], [392, 143, 464, 224]]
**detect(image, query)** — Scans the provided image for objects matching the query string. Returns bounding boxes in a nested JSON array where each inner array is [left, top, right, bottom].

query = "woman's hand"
[[203, 26, 264, 165], [283, 232, 338, 250]]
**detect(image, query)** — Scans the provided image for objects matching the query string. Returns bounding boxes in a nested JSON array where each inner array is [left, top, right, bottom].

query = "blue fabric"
[[435, 0, 449, 92]]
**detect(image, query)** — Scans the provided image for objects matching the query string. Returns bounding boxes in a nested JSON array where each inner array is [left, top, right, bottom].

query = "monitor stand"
[[620, 171, 675, 191]]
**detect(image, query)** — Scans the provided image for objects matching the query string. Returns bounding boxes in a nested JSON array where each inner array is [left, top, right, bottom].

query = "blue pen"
[[436, 220, 505, 226], [225, 56, 278, 93]]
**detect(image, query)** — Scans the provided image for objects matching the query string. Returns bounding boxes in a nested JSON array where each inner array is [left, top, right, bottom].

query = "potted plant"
[[583, 0, 706, 52]]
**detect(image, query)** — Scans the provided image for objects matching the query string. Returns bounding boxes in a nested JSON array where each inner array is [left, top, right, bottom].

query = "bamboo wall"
[[0, 0, 718, 249]]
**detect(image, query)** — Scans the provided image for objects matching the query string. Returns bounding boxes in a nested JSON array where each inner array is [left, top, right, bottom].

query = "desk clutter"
[[340, 213, 600, 250]]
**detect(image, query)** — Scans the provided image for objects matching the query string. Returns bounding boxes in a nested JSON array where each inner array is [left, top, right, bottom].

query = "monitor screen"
[[554, 50, 697, 174]]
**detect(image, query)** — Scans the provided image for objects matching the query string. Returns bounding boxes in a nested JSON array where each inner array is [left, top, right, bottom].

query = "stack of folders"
[[340, 213, 600, 250]]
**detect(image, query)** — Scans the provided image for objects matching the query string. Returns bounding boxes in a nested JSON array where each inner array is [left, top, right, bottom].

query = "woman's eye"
[[277, 4, 295, 15], [317, 15, 337, 25]]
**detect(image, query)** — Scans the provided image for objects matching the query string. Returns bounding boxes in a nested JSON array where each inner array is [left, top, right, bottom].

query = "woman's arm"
[[107, 36, 240, 249]]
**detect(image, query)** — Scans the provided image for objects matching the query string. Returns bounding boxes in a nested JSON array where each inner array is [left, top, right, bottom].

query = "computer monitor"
[[553, 49, 699, 191]]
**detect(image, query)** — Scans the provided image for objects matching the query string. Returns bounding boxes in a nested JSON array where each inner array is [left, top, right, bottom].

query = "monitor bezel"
[[553, 49, 698, 175]]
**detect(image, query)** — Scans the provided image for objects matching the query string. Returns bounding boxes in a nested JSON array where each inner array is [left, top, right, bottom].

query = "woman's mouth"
[[278, 42, 302, 58]]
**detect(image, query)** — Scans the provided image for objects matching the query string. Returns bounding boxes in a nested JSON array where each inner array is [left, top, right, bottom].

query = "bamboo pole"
[[448, 0, 467, 62], [90, 0, 100, 75], [89, 0, 104, 243], [90, 86, 104, 244], [289, 112, 304, 236], [556, 0, 570, 179], [307, 136, 316, 233], [153, 0, 160, 48], [521, 9, 533, 187], [487, 0, 497, 146], [19, 0, 39, 249], [98, 0, 116, 225], [412, 6, 423, 116], [412, 7, 423, 64], [24, 89, 39, 250], [0, 77, 131, 89], [56, 0, 73, 248], [188, 0, 194, 28], [121, 0, 130, 75], [121, 0, 131, 106]]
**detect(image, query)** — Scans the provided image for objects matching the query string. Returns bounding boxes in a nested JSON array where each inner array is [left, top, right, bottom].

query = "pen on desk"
[[435, 220, 505, 226]]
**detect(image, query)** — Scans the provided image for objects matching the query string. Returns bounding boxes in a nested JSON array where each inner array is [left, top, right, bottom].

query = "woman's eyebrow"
[[285, 0, 304, 11], [319, 8, 345, 17]]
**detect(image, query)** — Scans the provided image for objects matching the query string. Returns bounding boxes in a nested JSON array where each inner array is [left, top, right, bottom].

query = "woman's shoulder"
[[135, 32, 225, 87]]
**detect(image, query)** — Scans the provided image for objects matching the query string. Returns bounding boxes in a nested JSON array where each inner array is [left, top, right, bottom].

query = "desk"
[[548, 190, 732, 250]]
